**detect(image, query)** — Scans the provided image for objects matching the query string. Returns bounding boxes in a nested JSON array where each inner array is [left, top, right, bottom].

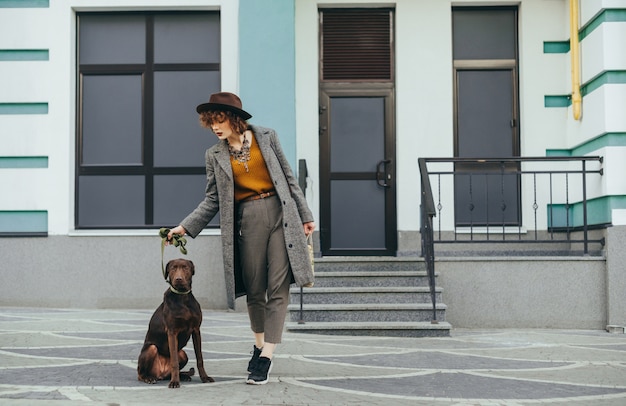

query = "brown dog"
[[137, 258, 214, 388]]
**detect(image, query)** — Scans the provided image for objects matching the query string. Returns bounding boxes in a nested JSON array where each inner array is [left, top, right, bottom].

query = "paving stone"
[[0, 307, 625, 406]]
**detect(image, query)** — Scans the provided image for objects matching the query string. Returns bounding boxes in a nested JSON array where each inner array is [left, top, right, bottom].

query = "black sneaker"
[[246, 356, 272, 385], [247, 345, 262, 373]]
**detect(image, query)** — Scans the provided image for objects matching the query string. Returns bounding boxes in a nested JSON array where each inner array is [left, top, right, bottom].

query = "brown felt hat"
[[195, 92, 252, 120]]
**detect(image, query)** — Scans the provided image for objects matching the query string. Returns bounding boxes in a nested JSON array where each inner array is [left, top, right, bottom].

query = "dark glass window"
[[76, 11, 221, 229], [452, 8, 516, 60]]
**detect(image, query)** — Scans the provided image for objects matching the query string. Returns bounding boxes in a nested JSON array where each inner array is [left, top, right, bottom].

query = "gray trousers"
[[237, 195, 291, 344]]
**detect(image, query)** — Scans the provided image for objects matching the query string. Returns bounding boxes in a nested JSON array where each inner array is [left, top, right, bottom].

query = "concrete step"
[[312, 257, 427, 273], [289, 286, 442, 304], [308, 270, 434, 287], [288, 303, 446, 323], [286, 256, 450, 337], [285, 321, 451, 337]]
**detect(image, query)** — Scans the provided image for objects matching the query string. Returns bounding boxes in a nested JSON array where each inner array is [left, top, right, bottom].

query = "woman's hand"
[[303, 222, 315, 237], [166, 225, 187, 244]]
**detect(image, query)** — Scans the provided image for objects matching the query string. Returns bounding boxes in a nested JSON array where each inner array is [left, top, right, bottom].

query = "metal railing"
[[419, 158, 438, 323], [419, 156, 604, 322]]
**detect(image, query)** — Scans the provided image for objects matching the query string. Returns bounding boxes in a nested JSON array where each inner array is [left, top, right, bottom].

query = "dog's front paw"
[[200, 374, 215, 383], [139, 376, 158, 384], [197, 366, 213, 383], [168, 380, 181, 389]]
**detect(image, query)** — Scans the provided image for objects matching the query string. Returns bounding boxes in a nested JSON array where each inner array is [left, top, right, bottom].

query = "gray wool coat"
[[180, 124, 315, 309]]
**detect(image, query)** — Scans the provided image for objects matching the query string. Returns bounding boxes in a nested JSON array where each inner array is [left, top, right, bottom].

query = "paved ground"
[[0, 307, 625, 406]]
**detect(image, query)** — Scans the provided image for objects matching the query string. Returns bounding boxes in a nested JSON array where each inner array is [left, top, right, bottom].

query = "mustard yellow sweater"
[[232, 134, 274, 202]]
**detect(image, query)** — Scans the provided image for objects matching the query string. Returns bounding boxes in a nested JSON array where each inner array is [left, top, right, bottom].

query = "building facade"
[[1, 0, 625, 328]]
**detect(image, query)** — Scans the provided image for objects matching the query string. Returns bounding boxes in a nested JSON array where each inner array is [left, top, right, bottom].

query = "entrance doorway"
[[318, 8, 397, 255], [452, 7, 520, 227], [319, 87, 396, 255]]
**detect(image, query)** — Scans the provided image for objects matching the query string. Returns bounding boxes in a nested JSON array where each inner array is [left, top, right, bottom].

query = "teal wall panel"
[[0, 211, 48, 234], [0, 49, 49, 61], [239, 0, 297, 169], [580, 9, 626, 41], [548, 196, 626, 228], [0, 103, 48, 114], [581, 71, 626, 96], [543, 41, 569, 54], [0, 0, 48, 7], [547, 133, 626, 156], [544, 95, 571, 108], [0, 156, 48, 168]]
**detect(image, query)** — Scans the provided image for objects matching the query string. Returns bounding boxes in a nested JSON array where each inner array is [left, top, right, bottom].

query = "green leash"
[[159, 227, 188, 282]]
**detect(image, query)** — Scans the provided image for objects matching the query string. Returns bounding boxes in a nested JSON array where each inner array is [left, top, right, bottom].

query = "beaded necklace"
[[227, 134, 250, 172]]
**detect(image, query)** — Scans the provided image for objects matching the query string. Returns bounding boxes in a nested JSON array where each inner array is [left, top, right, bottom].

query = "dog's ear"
[[164, 260, 172, 280], [188, 260, 195, 275]]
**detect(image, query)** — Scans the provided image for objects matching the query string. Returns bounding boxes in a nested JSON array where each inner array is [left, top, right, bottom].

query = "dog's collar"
[[169, 286, 191, 295]]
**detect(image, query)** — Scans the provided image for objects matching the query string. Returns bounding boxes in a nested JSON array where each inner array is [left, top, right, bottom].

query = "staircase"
[[286, 257, 451, 337]]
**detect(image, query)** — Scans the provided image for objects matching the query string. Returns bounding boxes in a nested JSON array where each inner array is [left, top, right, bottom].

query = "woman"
[[166, 92, 315, 385]]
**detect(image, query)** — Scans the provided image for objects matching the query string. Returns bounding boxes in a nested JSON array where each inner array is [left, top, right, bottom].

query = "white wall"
[[395, 0, 454, 232], [294, 0, 321, 221]]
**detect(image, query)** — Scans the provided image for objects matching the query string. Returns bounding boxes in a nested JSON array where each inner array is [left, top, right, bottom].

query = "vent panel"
[[321, 9, 393, 81]]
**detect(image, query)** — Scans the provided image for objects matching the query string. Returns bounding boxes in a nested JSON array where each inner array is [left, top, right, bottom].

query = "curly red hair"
[[199, 110, 248, 134]]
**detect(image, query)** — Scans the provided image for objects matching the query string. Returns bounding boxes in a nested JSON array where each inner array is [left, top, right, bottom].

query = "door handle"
[[376, 159, 391, 188]]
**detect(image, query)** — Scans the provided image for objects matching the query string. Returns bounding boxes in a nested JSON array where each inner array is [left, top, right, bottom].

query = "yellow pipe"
[[570, 0, 582, 120]]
